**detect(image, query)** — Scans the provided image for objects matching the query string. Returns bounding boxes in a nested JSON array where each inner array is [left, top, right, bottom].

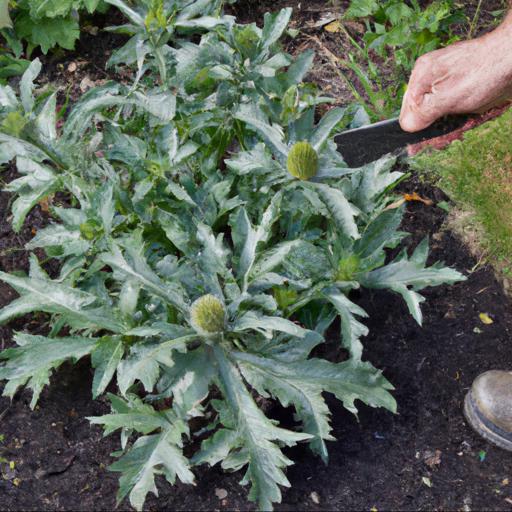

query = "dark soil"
[[2, 2, 512, 512]]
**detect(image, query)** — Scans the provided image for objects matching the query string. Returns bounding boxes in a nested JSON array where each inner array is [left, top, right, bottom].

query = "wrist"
[[483, 19, 512, 74], [493, 9, 512, 39]]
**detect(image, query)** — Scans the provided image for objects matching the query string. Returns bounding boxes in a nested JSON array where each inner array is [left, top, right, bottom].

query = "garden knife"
[[335, 115, 470, 168]]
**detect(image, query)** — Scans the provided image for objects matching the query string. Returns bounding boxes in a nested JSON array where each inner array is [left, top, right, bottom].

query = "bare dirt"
[[2, 2, 512, 512]]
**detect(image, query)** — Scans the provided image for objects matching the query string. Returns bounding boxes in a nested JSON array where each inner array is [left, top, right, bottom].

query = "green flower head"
[[287, 141, 319, 180], [336, 254, 360, 282], [190, 294, 226, 335]]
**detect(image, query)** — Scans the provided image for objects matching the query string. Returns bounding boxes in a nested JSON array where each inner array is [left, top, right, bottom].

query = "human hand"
[[399, 23, 512, 132]]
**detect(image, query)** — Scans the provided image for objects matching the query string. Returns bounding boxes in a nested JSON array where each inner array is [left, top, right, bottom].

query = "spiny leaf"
[[89, 395, 174, 435], [0, 254, 123, 332], [20, 58, 41, 113], [109, 430, 194, 511], [310, 108, 345, 152], [0, 332, 98, 407], [359, 238, 466, 324], [323, 287, 369, 361], [100, 237, 187, 314], [232, 311, 311, 339], [91, 337, 125, 398], [238, 354, 334, 462], [154, 347, 216, 416], [213, 345, 311, 511], [235, 103, 288, 159], [231, 194, 282, 289], [233, 351, 397, 417], [261, 8, 292, 50], [117, 334, 196, 396], [5, 157, 59, 232], [310, 183, 360, 239]]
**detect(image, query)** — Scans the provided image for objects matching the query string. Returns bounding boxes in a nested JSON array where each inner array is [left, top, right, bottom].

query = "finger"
[[399, 57, 439, 132], [399, 91, 438, 132], [405, 54, 436, 104]]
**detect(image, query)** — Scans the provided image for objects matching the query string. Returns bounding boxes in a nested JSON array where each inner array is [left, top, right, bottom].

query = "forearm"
[[498, 4, 512, 31], [483, 8, 512, 79]]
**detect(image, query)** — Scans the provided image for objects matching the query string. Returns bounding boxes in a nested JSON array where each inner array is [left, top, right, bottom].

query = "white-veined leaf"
[[0, 133, 48, 164], [35, 91, 57, 140], [110, 432, 195, 511], [234, 351, 397, 418], [261, 8, 292, 50], [310, 107, 345, 152], [232, 311, 310, 339], [26, 224, 90, 256], [91, 336, 125, 398], [0, 332, 98, 407], [104, 0, 144, 26], [359, 238, 466, 324], [100, 237, 187, 314], [0, 254, 123, 332], [312, 183, 360, 239], [234, 103, 288, 160], [323, 286, 369, 361], [20, 59, 41, 113], [5, 157, 59, 232], [213, 345, 311, 511], [117, 334, 196, 396]]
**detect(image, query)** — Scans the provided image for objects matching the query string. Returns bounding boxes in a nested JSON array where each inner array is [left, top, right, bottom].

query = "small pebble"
[[215, 488, 228, 500], [310, 491, 320, 504], [80, 77, 96, 93]]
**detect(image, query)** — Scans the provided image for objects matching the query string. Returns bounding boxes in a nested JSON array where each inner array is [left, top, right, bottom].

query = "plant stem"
[[468, 0, 484, 39]]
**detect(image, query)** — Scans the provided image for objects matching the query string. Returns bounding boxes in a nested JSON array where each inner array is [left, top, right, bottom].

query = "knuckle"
[[415, 54, 432, 68]]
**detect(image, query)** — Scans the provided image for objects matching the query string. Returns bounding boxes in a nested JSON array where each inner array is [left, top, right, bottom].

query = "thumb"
[[399, 53, 442, 132], [399, 88, 438, 132]]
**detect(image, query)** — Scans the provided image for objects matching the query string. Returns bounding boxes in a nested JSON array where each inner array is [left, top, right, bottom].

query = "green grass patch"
[[411, 108, 512, 272]]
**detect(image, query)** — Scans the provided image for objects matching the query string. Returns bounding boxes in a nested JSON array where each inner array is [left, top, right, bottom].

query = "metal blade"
[[335, 115, 469, 167]]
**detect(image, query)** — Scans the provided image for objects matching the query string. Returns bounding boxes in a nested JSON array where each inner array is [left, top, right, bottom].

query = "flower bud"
[[79, 220, 102, 241], [336, 255, 360, 281], [287, 141, 318, 180], [190, 294, 226, 335]]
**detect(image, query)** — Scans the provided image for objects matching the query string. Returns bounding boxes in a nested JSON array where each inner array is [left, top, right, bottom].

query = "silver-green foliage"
[[0, 7, 465, 512]]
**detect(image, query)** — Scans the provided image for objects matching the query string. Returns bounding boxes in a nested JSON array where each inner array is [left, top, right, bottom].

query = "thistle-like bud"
[[287, 141, 318, 180], [79, 220, 102, 241], [190, 294, 226, 335], [336, 255, 360, 282]]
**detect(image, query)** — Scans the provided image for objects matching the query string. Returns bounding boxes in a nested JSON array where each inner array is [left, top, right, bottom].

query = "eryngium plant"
[[0, 8, 465, 512]]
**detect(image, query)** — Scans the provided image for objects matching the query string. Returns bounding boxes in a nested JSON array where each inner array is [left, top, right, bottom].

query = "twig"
[[0, 407, 9, 422], [468, 251, 488, 274], [303, 33, 341, 68]]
